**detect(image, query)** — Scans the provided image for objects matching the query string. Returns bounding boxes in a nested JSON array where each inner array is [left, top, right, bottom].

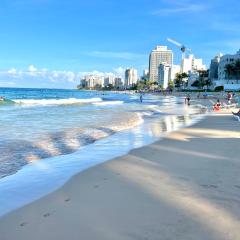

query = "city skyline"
[[0, 0, 239, 88]]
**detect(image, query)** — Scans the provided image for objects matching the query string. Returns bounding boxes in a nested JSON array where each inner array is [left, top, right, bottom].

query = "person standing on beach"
[[140, 94, 143, 103], [185, 94, 190, 105]]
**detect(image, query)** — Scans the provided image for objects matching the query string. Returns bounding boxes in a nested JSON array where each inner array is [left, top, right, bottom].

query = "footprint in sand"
[[234, 185, 240, 189], [65, 198, 71, 202], [20, 222, 28, 227], [94, 185, 99, 188], [43, 213, 51, 218], [201, 184, 218, 189], [103, 178, 108, 181]]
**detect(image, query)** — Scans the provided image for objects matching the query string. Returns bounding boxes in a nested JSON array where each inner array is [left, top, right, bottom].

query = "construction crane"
[[166, 38, 191, 60]]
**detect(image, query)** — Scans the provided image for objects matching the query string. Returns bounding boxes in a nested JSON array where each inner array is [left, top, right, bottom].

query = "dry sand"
[[0, 113, 240, 240]]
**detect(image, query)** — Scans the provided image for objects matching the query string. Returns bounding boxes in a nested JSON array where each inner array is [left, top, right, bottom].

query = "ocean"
[[0, 88, 204, 216]]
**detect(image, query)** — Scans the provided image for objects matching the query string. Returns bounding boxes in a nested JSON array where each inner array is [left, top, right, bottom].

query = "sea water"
[[0, 88, 204, 216]]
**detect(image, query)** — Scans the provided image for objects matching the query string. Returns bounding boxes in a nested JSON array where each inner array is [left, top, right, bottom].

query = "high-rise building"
[[114, 77, 123, 88], [149, 46, 173, 82], [125, 68, 138, 87], [81, 75, 104, 89], [104, 75, 115, 87], [158, 63, 171, 89], [209, 53, 222, 80]]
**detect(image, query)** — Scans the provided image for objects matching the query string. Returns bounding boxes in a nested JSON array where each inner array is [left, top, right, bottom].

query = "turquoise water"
[[0, 88, 205, 216]]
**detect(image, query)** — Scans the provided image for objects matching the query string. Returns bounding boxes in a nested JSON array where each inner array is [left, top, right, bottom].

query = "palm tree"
[[234, 60, 240, 84]]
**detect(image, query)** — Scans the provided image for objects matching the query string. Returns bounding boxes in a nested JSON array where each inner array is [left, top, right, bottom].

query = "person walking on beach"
[[185, 94, 191, 105], [140, 94, 143, 103], [227, 92, 232, 104]]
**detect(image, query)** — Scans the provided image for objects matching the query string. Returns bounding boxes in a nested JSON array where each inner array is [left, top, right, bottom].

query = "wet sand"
[[0, 112, 240, 240]]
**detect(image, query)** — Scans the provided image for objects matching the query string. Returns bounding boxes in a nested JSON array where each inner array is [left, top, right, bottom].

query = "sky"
[[0, 0, 239, 88]]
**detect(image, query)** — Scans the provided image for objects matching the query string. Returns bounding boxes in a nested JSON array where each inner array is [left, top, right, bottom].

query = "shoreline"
[[0, 100, 204, 217], [0, 108, 240, 239]]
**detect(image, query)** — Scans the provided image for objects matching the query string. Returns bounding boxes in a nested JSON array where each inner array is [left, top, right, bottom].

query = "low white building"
[[218, 49, 240, 82], [181, 54, 206, 74], [211, 49, 240, 90]]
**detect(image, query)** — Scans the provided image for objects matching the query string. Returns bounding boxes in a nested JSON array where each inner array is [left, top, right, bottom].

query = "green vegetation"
[[174, 73, 189, 89], [224, 60, 240, 83]]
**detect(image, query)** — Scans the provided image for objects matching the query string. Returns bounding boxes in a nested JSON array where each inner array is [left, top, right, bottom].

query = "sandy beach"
[[0, 109, 240, 240]]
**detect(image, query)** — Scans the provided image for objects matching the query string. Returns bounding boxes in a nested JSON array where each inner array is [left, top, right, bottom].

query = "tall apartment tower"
[[149, 46, 173, 82], [125, 68, 138, 87]]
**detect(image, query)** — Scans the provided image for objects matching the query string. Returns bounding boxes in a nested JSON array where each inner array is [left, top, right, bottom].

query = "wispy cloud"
[[151, 0, 207, 16], [86, 51, 146, 60]]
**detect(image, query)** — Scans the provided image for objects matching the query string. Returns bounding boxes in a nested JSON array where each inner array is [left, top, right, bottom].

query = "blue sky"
[[0, 0, 239, 88]]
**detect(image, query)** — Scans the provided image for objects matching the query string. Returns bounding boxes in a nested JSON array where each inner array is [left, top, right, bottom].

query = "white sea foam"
[[93, 100, 124, 106], [13, 98, 103, 106]]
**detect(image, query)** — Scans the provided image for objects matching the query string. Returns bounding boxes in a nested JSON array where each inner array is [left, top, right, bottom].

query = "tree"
[[168, 80, 174, 91], [234, 60, 240, 83], [225, 63, 235, 83], [174, 73, 189, 90]]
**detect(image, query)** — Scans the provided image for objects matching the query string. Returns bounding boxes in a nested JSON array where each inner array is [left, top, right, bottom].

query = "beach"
[[0, 110, 240, 240]]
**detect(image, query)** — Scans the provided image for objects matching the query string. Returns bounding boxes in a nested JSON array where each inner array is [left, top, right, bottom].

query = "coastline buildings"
[[80, 75, 104, 89], [181, 54, 206, 74], [211, 49, 240, 90], [125, 68, 138, 87], [149, 46, 173, 83], [80, 74, 123, 89]]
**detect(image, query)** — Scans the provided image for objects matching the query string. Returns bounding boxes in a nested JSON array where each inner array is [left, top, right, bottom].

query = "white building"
[[81, 75, 104, 89], [181, 54, 206, 74], [142, 69, 149, 79], [125, 68, 138, 87], [213, 49, 240, 90], [149, 46, 173, 82], [114, 77, 123, 88], [170, 64, 181, 81], [218, 49, 240, 81], [104, 75, 115, 87], [158, 64, 171, 89]]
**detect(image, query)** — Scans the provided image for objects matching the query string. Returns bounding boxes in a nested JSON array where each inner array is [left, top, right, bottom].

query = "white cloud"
[[28, 64, 37, 72], [151, 1, 206, 16], [113, 67, 126, 77], [7, 68, 17, 75]]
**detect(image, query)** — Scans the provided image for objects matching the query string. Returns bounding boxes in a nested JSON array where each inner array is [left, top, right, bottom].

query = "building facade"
[[125, 68, 138, 87], [80, 75, 104, 89], [149, 46, 173, 82], [218, 50, 240, 82], [209, 53, 222, 81], [158, 64, 171, 89], [181, 54, 206, 74]]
